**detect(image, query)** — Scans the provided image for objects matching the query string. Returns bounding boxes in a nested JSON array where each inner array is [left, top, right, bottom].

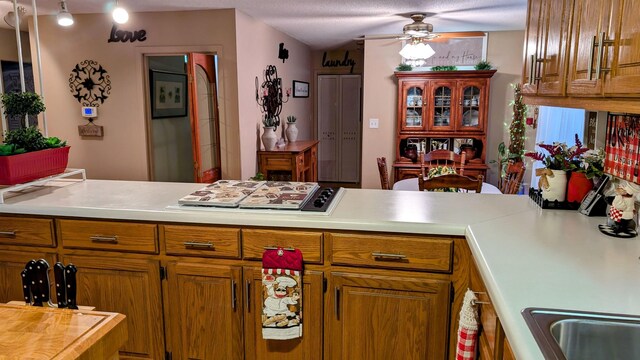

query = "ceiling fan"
[[354, 13, 485, 42]]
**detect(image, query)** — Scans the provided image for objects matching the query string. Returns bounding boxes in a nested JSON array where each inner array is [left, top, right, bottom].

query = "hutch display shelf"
[[393, 70, 496, 181]]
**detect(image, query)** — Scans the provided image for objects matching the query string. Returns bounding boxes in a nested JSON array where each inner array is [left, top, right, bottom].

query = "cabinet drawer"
[[261, 156, 293, 169], [242, 229, 323, 264], [162, 224, 240, 258], [58, 219, 157, 253], [0, 217, 55, 247], [329, 232, 453, 272]]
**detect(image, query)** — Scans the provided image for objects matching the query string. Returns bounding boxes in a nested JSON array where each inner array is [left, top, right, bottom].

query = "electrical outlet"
[[369, 118, 379, 129]]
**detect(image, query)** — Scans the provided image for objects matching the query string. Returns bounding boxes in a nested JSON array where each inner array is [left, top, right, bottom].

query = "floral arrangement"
[[286, 115, 296, 123], [525, 134, 589, 171], [262, 116, 279, 129], [577, 148, 605, 179]]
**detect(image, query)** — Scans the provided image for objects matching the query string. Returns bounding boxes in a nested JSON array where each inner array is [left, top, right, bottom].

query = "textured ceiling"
[[0, 0, 527, 49]]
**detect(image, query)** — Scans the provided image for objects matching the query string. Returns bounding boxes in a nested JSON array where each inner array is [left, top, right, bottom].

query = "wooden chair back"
[[419, 150, 467, 179], [500, 161, 526, 194], [376, 157, 391, 190], [419, 174, 484, 193]]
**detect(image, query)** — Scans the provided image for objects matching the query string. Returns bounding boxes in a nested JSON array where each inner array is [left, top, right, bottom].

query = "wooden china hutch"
[[392, 70, 496, 182]]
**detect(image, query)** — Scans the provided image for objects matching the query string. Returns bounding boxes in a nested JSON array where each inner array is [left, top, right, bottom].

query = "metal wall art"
[[68, 60, 111, 107], [255, 65, 290, 129]]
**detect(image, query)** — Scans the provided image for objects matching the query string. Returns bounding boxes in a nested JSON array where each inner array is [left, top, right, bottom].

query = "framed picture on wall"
[[150, 70, 188, 118], [293, 80, 309, 98]]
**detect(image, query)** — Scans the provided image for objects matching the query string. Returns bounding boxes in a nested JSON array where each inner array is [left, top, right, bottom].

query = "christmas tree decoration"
[[508, 83, 527, 162]]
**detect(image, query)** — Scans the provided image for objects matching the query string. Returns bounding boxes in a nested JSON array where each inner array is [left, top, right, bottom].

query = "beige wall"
[[360, 31, 526, 189], [235, 11, 312, 179], [32, 9, 311, 181]]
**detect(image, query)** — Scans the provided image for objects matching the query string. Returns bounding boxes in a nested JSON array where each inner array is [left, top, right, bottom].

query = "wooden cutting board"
[[0, 304, 127, 359]]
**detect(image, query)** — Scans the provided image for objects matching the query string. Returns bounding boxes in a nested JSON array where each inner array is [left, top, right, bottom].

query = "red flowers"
[[525, 134, 589, 171]]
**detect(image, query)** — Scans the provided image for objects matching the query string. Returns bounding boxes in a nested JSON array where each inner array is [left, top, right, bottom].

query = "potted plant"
[[285, 115, 298, 143], [0, 91, 69, 185], [567, 148, 604, 202], [525, 134, 588, 202], [261, 116, 279, 151]]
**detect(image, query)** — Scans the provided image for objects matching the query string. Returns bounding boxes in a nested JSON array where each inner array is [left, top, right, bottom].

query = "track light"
[[112, 0, 129, 24], [57, 0, 74, 27], [3, 6, 25, 29]]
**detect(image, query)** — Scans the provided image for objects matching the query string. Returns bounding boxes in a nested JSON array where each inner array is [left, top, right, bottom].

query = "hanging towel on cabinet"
[[261, 247, 303, 340], [456, 289, 479, 360]]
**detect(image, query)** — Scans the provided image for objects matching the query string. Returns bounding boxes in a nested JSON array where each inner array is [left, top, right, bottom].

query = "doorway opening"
[[145, 53, 221, 183]]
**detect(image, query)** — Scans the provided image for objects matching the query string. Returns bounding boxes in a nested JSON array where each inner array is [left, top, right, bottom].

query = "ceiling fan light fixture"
[[399, 41, 436, 63], [112, 0, 129, 24], [57, 0, 74, 27]]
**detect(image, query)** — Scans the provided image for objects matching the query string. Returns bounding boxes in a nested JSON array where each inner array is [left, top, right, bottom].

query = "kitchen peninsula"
[[1, 179, 640, 359]]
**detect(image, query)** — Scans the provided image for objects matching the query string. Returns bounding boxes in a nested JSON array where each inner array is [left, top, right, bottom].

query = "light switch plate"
[[369, 118, 379, 128]]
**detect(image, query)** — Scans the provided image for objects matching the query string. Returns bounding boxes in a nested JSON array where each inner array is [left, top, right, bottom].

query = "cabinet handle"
[[529, 54, 536, 84], [245, 280, 251, 312], [183, 241, 214, 249], [90, 235, 118, 244], [372, 252, 407, 261], [0, 230, 16, 237], [231, 280, 237, 310], [334, 286, 340, 319], [595, 32, 605, 80], [588, 35, 597, 80]]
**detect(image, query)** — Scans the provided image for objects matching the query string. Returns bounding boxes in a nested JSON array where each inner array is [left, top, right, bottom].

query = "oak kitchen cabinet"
[[0, 215, 472, 360], [523, 0, 640, 112], [393, 71, 495, 182]]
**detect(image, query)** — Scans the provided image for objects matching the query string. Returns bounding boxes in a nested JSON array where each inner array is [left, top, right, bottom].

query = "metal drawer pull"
[[0, 230, 16, 237], [231, 280, 237, 310], [90, 235, 118, 244], [471, 291, 490, 305], [529, 54, 535, 84], [372, 252, 407, 261], [588, 35, 596, 80], [245, 280, 251, 312], [264, 246, 296, 251], [183, 241, 214, 249], [334, 286, 340, 319], [595, 32, 605, 80]]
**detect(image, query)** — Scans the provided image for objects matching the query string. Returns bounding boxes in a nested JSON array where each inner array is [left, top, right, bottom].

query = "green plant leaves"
[[0, 92, 46, 117], [1, 126, 66, 156]]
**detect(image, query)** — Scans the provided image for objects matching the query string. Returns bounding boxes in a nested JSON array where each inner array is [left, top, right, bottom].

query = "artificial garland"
[[508, 83, 527, 162]]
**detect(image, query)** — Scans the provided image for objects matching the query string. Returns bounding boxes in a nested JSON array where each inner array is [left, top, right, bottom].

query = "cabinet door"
[[522, 0, 544, 94], [604, 0, 640, 95], [456, 80, 486, 132], [63, 255, 164, 360], [327, 272, 450, 360], [400, 81, 427, 132], [427, 81, 456, 132], [243, 267, 323, 360], [537, 0, 572, 95], [166, 262, 243, 360], [0, 250, 56, 303], [567, 0, 612, 95]]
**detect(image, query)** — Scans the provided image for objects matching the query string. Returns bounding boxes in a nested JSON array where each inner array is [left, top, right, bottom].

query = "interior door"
[[187, 53, 221, 183]]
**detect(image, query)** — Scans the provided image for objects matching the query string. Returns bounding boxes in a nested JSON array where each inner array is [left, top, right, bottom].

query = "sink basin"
[[522, 308, 640, 360]]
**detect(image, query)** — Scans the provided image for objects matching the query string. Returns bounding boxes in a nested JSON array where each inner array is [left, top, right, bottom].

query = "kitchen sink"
[[522, 308, 640, 360]]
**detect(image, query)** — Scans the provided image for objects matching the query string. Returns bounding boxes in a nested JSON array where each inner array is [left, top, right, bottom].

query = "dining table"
[[0, 303, 127, 359], [392, 177, 503, 194]]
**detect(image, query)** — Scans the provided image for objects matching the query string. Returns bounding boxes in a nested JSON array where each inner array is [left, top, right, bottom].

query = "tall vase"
[[541, 169, 568, 202], [261, 127, 277, 151], [567, 172, 594, 203], [286, 123, 298, 142]]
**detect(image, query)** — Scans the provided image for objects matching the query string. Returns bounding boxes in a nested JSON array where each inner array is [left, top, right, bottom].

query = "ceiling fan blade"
[[433, 31, 486, 39], [353, 34, 407, 41]]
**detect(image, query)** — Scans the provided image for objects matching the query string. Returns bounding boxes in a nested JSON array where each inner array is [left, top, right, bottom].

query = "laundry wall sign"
[[322, 51, 356, 73]]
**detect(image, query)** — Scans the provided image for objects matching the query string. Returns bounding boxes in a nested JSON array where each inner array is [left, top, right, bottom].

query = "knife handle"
[[20, 269, 31, 305], [53, 262, 67, 308], [34, 259, 51, 307], [24, 260, 37, 305], [65, 264, 78, 310]]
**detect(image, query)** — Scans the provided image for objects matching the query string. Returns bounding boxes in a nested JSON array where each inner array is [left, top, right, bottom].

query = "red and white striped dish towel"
[[456, 289, 479, 360]]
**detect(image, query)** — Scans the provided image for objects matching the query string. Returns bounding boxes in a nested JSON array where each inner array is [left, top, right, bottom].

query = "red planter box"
[[0, 146, 70, 185]]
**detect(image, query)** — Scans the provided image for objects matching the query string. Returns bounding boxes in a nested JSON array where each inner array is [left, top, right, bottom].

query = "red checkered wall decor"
[[604, 114, 640, 183]]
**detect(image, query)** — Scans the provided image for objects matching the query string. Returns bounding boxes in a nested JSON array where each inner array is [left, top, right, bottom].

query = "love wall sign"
[[604, 114, 640, 183], [107, 24, 147, 43]]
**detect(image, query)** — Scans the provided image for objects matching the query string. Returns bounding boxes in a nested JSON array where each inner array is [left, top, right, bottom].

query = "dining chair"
[[500, 161, 526, 194], [419, 150, 467, 178], [376, 157, 391, 190], [419, 174, 484, 193]]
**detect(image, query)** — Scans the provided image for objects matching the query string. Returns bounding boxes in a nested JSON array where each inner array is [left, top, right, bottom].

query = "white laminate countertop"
[[2, 179, 640, 359]]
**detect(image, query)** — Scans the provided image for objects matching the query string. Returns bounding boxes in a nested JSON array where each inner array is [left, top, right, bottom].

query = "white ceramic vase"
[[286, 123, 298, 142], [261, 127, 277, 151], [541, 169, 567, 202]]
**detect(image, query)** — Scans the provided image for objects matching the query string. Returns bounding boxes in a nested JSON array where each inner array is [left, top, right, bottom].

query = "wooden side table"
[[258, 140, 318, 182]]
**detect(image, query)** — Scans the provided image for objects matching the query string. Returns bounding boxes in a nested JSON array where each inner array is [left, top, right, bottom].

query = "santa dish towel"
[[456, 289, 479, 360], [261, 247, 303, 340]]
